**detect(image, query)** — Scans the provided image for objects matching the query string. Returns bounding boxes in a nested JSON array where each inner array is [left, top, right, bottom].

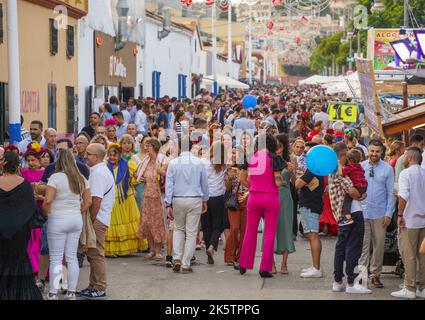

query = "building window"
[[0, 82, 8, 144], [48, 84, 57, 128], [152, 71, 161, 99], [50, 19, 58, 55], [178, 74, 187, 99], [67, 25, 74, 58], [0, 4, 3, 44], [66, 86, 75, 134]]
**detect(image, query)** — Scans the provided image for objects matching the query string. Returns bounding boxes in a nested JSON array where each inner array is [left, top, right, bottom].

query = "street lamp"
[[116, 0, 130, 51], [347, 31, 354, 72]]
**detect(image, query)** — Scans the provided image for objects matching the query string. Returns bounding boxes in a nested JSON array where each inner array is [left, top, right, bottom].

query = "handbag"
[[30, 208, 48, 229], [225, 183, 240, 211]]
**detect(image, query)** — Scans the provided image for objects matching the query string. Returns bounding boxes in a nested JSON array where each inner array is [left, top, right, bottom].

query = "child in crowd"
[[339, 149, 368, 227]]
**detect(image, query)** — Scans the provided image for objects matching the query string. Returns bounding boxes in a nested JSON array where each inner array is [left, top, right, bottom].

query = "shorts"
[[40, 223, 49, 255], [299, 207, 320, 234]]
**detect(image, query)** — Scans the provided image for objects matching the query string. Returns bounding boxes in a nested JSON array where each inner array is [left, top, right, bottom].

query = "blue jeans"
[[334, 211, 365, 284]]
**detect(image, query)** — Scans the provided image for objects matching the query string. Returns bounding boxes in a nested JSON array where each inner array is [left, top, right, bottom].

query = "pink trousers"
[[239, 192, 280, 272]]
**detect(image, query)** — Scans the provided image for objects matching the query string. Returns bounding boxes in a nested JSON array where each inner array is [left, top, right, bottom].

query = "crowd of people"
[[0, 85, 425, 300]]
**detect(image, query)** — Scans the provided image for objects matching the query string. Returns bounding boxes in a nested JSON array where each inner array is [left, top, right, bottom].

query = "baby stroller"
[[382, 207, 405, 278]]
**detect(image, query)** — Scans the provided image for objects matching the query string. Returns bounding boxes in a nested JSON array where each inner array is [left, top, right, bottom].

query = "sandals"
[[280, 266, 289, 275], [144, 252, 156, 260], [154, 254, 164, 261]]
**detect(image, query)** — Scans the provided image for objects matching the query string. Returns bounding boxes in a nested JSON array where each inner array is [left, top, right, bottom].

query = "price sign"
[[329, 102, 358, 122]]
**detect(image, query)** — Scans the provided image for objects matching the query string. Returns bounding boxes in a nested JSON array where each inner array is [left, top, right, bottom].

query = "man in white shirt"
[[391, 147, 425, 299], [165, 137, 209, 273], [18, 120, 46, 154], [134, 103, 148, 135], [79, 143, 115, 300], [120, 104, 131, 124]]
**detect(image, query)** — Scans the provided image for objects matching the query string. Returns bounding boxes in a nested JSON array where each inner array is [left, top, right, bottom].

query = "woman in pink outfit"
[[238, 133, 283, 278], [20, 142, 45, 275]]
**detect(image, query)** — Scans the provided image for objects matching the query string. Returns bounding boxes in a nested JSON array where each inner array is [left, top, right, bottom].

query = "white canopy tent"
[[300, 73, 361, 98], [202, 75, 250, 89]]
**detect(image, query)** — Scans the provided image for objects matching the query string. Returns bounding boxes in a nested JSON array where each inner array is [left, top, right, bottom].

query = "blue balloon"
[[242, 95, 258, 109], [306, 145, 338, 176]]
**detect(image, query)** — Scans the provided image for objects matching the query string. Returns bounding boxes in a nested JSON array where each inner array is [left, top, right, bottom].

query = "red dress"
[[319, 176, 338, 236]]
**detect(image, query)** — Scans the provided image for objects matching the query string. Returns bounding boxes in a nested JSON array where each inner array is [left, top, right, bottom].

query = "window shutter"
[[50, 19, 58, 55], [66, 86, 75, 134], [67, 25, 74, 58], [0, 4, 4, 44], [48, 84, 57, 128], [152, 71, 156, 98]]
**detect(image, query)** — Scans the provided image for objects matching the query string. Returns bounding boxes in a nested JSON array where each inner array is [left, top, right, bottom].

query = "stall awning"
[[382, 102, 425, 135], [202, 75, 250, 89]]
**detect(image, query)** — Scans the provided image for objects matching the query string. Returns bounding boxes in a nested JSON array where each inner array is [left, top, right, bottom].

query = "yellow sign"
[[328, 102, 358, 123]]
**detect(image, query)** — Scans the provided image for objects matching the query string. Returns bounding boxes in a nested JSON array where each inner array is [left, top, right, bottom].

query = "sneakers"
[[332, 282, 346, 292], [300, 267, 322, 278], [64, 292, 77, 300], [45, 293, 58, 300], [191, 256, 197, 263], [338, 218, 354, 227], [166, 255, 173, 268], [79, 289, 107, 300], [302, 266, 314, 273], [391, 288, 416, 299], [416, 289, 425, 299], [346, 283, 372, 294]]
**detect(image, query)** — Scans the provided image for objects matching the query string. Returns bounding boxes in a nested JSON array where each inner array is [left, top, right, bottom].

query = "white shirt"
[[202, 158, 226, 197], [47, 172, 89, 215], [351, 199, 363, 214], [122, 110, 131, 124], [89, 162, 116, 227], [18, 136, 46, 154], [398, 164, 425, 229], [422, 151, 425, 170], [313, 111, 330, 130], [135, 110, 147, 134]]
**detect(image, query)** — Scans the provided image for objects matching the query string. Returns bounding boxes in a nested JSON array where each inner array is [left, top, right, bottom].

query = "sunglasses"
[[369, 166, 375, 178]]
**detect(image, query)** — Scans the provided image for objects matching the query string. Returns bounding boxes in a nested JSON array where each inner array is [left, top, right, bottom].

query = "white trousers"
[[172, 198, 202, 269], [47, 214, 82, 294]]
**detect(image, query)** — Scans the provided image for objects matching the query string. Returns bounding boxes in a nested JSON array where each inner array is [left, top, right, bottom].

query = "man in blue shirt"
[[165, 137, 209, 274], [112, 112, 129, 140], [359, 139, 396, 288]]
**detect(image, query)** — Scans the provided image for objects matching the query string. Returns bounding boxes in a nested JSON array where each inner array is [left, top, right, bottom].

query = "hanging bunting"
[[181, 0, 193, 7], [218, 0, 229, 11], [272, 0, 283, 5], [205, 0, 215, 6]]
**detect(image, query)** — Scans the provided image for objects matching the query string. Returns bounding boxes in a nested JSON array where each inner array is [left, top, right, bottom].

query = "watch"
[[397, 214, 403, 218]]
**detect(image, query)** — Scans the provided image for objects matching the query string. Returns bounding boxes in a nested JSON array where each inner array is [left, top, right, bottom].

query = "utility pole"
[[404, 0, 409, 28], [7, 0, 21, 144], [248, 3, 253, 86], [227, 2, 232, 78], [212, 3, 218, 96]]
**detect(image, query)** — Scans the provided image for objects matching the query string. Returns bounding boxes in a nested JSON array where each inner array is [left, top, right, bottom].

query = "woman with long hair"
[[387, 140, 405, 173], [238, 133, 283, 278], [105, 144, 146, 257], [21, 142, 46, 277], [120, 134, 135, 161], [137, 138, 168, 261], [40, 148, 54, 168], [201, 141, 228, 264], [272, 133, 296, 274], [105, 120, 118, 144], [42, 149, 92, 300], [224, 148, 249, 268], [0, 151, 43, 300]]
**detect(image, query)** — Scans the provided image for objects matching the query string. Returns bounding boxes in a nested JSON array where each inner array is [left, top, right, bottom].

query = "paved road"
[[75, 234, 410, 300]]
